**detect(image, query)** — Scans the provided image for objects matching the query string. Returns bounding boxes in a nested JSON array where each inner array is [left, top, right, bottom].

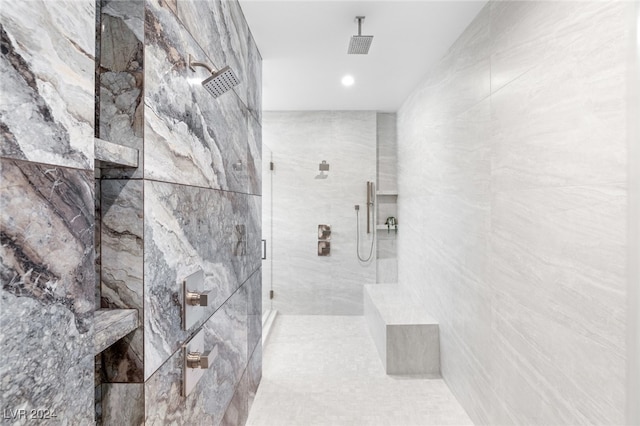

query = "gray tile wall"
[[140, 0, 262, 423], [0, 0, 261, 423], [0, 0, 96, 422], [397, 2, 633, 424], [103, 0, 261, 422]]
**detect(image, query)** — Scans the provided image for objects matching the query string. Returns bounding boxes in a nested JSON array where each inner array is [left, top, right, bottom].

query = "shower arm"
[[188, 54, 217, 75]]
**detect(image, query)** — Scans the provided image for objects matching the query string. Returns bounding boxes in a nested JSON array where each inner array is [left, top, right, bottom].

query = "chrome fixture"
[[356, 181, 375, 262], [318, 224, 331, 256], [182, 270, 209, 330], [186, 290, 209, 307], [183, 329, 211, 396], [318, 241, 331, 256], [186, 350, 211, 369], [366, 181, 374, 234], [189, 54, 240, 98], [316, 160, 330, 179], [348, 16, 373, 54], [385, 216, 398, 233], [318, 224, 331, 240]]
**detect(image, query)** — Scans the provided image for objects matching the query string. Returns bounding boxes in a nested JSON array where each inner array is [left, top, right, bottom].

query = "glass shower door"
[[261, 144, 273, 314]]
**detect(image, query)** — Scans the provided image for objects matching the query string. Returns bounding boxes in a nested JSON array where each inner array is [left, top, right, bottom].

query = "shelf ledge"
[[94, 309, 139, 354], [95, 138, 139, 168], [376, 191, 398, 196]]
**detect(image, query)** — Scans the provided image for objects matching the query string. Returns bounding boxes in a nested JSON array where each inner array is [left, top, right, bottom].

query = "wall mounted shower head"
[[189, 54, 240, 98], [348, 16, 373, 54]]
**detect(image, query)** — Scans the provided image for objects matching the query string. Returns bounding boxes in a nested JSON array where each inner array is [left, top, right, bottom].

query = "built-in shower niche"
[[94, 137, 142, 356], [95, 137, 142, 348], [95, 137, 144, 366], [94, 137, 144, 424], [376, 190, 398, 284]]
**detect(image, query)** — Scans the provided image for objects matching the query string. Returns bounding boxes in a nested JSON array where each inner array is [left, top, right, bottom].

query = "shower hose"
[[356, 207, 375, 262]]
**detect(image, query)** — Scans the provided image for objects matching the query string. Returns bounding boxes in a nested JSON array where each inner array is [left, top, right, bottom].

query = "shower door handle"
[[262, 239, 267, 260]]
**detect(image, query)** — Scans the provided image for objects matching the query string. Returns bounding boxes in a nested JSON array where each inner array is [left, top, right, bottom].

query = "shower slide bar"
[[366, 181, 374, 233]]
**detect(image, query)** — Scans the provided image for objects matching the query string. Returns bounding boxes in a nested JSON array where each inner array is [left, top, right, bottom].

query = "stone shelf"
[[376, 224, 398, 233], [94, 309, 139, 354], [95, 137, 138, 168]]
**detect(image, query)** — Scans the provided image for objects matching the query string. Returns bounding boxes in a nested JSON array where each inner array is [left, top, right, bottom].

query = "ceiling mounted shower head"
[[189, 54, 240, 98], [348, 16, 373, 55]]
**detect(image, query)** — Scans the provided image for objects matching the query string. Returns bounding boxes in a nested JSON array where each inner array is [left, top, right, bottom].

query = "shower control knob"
[[186, 350, 211, 369], [186, 291, 210, 307]]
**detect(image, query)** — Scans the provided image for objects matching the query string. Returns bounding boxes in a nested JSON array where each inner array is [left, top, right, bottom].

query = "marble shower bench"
[[363, 284, 440, 375]]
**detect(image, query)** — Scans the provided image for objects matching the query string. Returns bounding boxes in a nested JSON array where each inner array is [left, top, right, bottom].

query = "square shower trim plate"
[[183, 328, 205, 397], [182, 269, 205, 330]]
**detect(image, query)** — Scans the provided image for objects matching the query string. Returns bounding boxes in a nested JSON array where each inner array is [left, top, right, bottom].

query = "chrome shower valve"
[[186, 350, 211, 369], [186, 291, 210, 307]]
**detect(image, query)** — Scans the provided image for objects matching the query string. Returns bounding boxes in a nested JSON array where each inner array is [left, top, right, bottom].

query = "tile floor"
[[246, 315, 473, 426]]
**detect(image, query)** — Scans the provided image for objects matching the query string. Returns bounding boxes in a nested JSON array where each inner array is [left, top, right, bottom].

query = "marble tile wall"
[[1, 160, 95, 423], [0, 1, 95, 170], [248, 115, 263, 195], [145, 0, 249, 194], [397, 1, 633, 424], [247, 269, 262, 357], [96, 0, 146, 397], [98, 0, 144, 179], [248, 340, 262, 410], [102, 383, 145, 425], [143, 179, 249, 378], [0, 0, 96, 422], [2, 0, 261, 423], [144, 282, 248, 425], [139, 0, 262, 423], [100, 179, 144, 382], [176, 0, 248, 106], [263, 111, 377, 315]]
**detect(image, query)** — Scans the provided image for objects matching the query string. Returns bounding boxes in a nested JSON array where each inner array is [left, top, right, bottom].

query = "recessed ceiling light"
[[341, 75, 355, 87]]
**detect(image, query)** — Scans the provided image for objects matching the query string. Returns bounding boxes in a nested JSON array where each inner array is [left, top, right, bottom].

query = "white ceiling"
[[239, 0, 487, 112]]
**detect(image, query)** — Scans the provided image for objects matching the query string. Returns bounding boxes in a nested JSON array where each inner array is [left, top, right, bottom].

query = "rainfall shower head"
[[189, 54, 240, 98], [202, 66, 240, 98], [348, 16, 373, 55]]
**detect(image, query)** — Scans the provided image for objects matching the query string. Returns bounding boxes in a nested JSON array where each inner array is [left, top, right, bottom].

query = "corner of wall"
[[626, 3, 640, 425]]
